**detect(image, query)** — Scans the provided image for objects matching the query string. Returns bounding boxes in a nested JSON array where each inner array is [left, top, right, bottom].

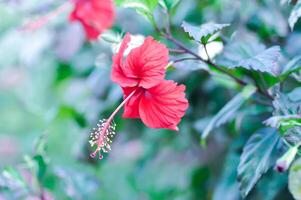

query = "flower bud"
[[275, 145, 298, 173]]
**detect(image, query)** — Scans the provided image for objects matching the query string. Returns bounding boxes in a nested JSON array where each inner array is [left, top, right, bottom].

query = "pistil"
[[89, 89, 136, 159]]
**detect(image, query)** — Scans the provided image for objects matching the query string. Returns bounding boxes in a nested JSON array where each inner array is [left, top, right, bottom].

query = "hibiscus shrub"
[[1, 0, 301, 199]]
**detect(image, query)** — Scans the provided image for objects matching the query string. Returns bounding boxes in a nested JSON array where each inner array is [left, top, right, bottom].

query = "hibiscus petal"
[[80, 20, 100, 40], [122, 87, 142, 118], [70, 0, 115, 40], [111, 33, 139, 87], [139, 80, 189, 131], [125, 36, 169, 89]]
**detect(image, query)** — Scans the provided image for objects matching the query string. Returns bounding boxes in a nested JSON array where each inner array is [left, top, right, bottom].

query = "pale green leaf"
[[182, 21, 229, 44], [289, 1, 301, 30], [237, 128, 282, 198], [281, 55, 301, 80], [218, 39, 281, 76], [201, 85, 256, 141], [289, 157, 301, 200]]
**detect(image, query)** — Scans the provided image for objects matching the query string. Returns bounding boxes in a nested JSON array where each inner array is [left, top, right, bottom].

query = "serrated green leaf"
[[272, 88, 301, 142], [201, 85, 256, 142], [289, 157, 301, 200], [182, 21, 229, 44], [289, 1, 301, 30], [237, 128, 282, 198], [218, 39, 281, 76], [231, 46, 280, 76], [273, 87, 301, 117]]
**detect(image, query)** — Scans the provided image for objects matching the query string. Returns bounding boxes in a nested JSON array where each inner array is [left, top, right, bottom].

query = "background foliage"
[[1, 0, 301, 199]]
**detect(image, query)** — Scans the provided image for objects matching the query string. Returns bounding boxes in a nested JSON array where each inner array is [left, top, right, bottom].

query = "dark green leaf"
[[33, 155, 47, 182], [237, 128, 282, 198], [181, 21, 229, 44]]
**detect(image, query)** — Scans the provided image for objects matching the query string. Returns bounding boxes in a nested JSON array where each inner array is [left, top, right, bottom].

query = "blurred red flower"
[[70, 0, 115, 40], [112, 33, 188, 131]]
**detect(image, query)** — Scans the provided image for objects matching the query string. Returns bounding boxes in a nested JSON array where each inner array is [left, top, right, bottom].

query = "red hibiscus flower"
[[111, 33, 169, 89], [122, 80, 188, 131], [89, 33, 188, 159], [69, 0, 115, 40]]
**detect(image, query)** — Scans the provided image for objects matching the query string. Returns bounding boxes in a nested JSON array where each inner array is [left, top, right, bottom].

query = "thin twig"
[[169, 48, 186, 54], [166, 34, 274, 99], [165, 34, 247, 85], [173, 57, 200, 63]]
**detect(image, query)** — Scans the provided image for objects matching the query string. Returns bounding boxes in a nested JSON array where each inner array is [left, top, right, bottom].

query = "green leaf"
[[54, 167, 100, 199], [281, 0, 292, 4], [231, 46, 280, 75], [159, 0, 181, 11], [213, 144, 240, 200], [181, 21, 230, 44], [289, 1, 301, 30], [289, 157, 301, 199], [271, 87, 301, 141], [237, 128, 282, 198], [201, 85, 256, 142], [58, 105, 87, 127], [272, 87, 301, 118], [0, 167, 27, 190], [115, 0, 159, 22], [280, 55, 301, 80], [100, 31, 123, 44], [264, 115, 301, 134], [24, 155, 47, 183]]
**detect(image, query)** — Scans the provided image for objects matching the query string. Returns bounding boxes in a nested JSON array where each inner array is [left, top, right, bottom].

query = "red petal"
[[70, 0, 115, 40], [139, 80, 189, 131], [112, 35, 169, 89], [125, 36, 169, 88], [111, 33, 139, 87], [80, 20, 100, 40], [122, 87, 143, 118]]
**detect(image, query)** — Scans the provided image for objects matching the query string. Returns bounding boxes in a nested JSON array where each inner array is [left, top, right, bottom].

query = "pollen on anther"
[[89, 119, 117, 159]]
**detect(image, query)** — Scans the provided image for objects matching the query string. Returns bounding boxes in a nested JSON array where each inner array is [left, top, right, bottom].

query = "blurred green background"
[[0, 0, 299, 199]]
